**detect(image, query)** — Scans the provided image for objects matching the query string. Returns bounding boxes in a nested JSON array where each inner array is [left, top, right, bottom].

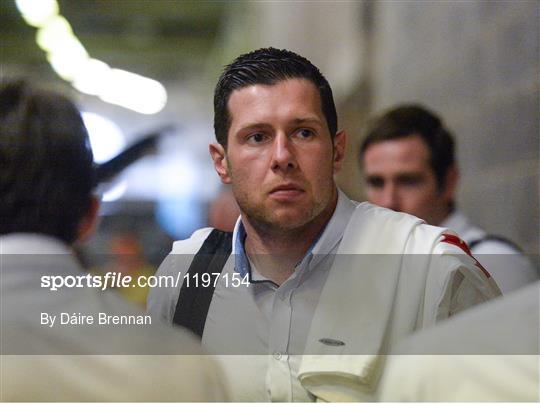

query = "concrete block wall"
[[369, 1, 539, 253]]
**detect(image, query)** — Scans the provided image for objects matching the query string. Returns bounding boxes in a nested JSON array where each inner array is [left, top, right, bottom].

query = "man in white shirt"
[[148, 48, 500, 401], [0, 80, 227, 401], [359, 104, 538, 294]]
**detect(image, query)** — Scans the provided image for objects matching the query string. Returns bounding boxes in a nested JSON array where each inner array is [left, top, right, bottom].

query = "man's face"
[[362, 135, 454, 225], [210, 78, 345, 233]]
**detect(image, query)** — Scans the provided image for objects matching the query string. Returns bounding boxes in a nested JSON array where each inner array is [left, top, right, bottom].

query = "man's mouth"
[[269, 184, 305, 201]]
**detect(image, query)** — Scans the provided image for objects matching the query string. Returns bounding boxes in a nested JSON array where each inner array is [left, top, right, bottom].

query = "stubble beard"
[[231, 176, 335, 238]]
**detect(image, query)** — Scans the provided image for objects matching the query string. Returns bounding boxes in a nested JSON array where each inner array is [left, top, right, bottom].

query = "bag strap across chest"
[[172, 229, 233, 337]]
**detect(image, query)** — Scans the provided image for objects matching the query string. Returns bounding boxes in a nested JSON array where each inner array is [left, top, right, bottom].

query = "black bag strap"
[[172, 229, 233, 338], [468, 235, 523, 253]]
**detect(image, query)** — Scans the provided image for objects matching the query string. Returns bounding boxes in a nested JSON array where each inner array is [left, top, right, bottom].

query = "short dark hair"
[[0, 80, 95, 244], [359, 104, 455, 190], [213, 47, 338, 147]]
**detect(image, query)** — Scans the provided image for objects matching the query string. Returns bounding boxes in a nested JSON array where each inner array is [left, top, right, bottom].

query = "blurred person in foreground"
[[379, 281, 539, 401], [0, 80, 227, 401], [359, 104, 538, 294], [148, 48, 501, 402]]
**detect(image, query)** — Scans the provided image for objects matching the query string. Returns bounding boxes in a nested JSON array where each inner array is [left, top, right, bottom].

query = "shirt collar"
[[0, 233, 73, 255], [232, 220, 250, 277], [231, 188, 357, 277], [0, 233, 80, 276]]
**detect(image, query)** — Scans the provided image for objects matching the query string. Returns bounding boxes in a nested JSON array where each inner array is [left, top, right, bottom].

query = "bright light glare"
[[99, 69, 168, 114], [47, 48, 89, 81], [82, 112, 125, 164], [35, 15, 72, 52], [72, 59, 111, 95], [17, 0, 168, 114], [16, 0, 58, 27], [37, 15, 89, 81], [102, 180, 128, 202]]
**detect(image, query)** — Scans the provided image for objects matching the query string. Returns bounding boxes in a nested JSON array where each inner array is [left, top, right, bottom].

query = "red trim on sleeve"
[[441, 233, 492, 278]]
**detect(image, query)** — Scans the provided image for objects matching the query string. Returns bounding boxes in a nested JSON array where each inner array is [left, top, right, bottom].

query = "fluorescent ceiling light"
[[35, 15, 73, 52], [72, 58, 111, 95], [99, 69, 168, 115], [16, 0, 167, 114], [15, 0, 58, 28]]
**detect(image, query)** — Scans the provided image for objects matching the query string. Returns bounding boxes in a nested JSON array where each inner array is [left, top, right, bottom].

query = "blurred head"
[[213, 47, 338, 148], [0, 80, 98, 244], [359, 104, 458, 225], [209, 49, 346, 235], [208, 187, 240, 232]]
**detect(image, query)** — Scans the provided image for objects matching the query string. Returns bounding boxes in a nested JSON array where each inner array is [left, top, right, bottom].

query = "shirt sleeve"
[[431, 233, 502, 322]]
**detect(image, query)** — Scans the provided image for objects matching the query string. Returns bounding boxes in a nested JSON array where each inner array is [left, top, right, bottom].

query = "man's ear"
[[332, 130, 347, 174], [209, 143, 231, 184], [76, 196, 100, 244], [442, 165, 459, 201]]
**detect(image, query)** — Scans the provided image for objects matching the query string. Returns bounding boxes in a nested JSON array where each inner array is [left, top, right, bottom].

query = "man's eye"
[[367, 177, 384, 188], [247, 133, 267, 143], [295, 129, 315, 139]]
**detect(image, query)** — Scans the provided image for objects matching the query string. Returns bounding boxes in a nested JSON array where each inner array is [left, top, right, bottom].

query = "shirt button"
[[273, 352, 282, 360]]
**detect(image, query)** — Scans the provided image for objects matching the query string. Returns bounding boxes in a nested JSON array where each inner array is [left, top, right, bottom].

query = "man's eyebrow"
[[236, 118, 322, 132], [291, 117, 323, 125], [236, 122, 272, 132], [396, 172, 424, 178], [395, 173, 424, 181]]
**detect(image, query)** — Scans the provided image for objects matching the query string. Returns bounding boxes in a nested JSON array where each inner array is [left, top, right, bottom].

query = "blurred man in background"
[[207, 186, 240, 232], [359, 104, 538, 294], [0, 80, 227, 401]]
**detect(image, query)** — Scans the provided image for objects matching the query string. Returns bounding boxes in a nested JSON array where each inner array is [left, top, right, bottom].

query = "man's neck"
[[242, 194, 338, 285]]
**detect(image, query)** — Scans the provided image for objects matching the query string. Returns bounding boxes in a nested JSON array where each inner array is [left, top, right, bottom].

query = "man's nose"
[[378, 184, 401, 211], [271, 133, 297, 172]]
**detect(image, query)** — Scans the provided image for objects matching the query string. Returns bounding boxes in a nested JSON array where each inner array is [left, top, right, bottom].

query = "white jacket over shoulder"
[[298, 202, 500, 401], [148, 193, 501, 402]]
